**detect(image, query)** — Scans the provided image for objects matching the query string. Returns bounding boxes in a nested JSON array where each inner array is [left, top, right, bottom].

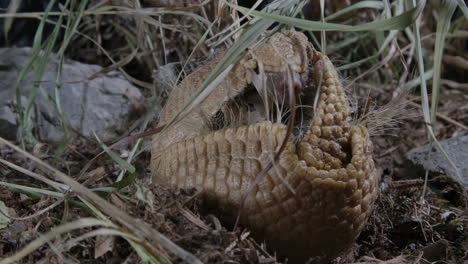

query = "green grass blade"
[[401, 69, 434, 90], [327, 33, 368, 53], [3, 0, 22, 43], [110, 170, 137, 190], [410, 0, 462, 186], [89, 5, 115, 13], [116, 138, 142, 182], [94, 133, 136, 175], [129, 239, 168, 264], [456, 0, 468, 17], [57, 0, 89, 56], [52, 0, 89, 154], [53, 51, 71, 156], [14, 0, 89, 144], [430, 0, 457, 125], [325, 0, 385, 21], [227, 0, 425, 32], [0, 181, 64, 198], [14, 0, 58, 143], [93, 132, 137, 192], [411, 5, 431, 124], [320, 0, 326, 53], [0, 201, 10, 229], [337, 29, 399, 70]]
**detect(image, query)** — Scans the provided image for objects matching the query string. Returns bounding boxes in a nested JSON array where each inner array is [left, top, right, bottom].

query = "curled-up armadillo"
[[151, 30, 379, 263]]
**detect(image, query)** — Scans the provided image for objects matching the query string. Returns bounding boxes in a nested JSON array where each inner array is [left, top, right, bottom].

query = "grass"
[[0, 0, 467, 263]]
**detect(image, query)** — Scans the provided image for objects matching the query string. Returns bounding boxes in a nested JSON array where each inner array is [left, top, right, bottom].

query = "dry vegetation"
[[0, 0, 467, 263]]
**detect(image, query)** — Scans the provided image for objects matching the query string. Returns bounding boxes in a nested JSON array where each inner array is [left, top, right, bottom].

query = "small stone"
[[0, 105, 17, 140], [405, 131, 468, 188], [422, 239, 449, 262]]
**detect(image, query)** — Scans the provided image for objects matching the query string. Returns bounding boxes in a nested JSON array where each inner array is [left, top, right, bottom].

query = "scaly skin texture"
[[151, 31, 379, 263]]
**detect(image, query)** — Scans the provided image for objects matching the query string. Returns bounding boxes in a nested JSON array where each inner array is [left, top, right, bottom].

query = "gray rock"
[[0, 105, 17, 140], [405, 131, 468, 188], [0, 47, 142, 143]]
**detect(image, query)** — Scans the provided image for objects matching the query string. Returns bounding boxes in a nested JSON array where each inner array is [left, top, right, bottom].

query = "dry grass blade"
[[0, 199, 63, 221], [355, 91, 410, 136], [0, 218, 112, 264], [87, 49, 139, 80], [0, 136, 202, 264], [0, 157, 68, 191], [59, 228, 141, 252]]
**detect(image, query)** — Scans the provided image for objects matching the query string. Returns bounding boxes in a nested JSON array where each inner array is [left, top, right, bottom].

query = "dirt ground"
[[0, 1, 467, 263]]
